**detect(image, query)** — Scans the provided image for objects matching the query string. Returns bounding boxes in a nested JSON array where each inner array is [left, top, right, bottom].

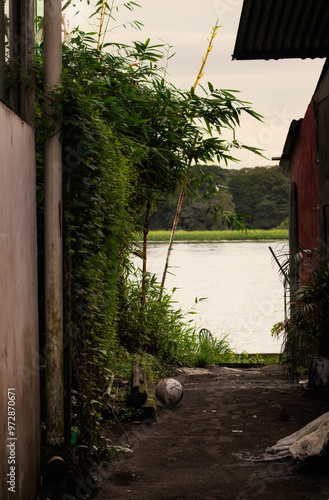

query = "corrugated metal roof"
[[233, 0, 329, 60]]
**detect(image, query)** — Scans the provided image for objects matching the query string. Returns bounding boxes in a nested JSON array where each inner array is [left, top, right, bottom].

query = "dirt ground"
[[90, 364, 329, 500]]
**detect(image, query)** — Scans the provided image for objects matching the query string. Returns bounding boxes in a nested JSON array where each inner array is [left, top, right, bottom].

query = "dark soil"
[[90, 365, 329, 500]]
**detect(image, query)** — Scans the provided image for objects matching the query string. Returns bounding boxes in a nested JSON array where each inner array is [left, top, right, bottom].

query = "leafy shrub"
[[118, 267, 233, 366]]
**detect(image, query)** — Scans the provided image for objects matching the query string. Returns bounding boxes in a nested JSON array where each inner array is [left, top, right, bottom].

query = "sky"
[[62, 0, 325, 169]]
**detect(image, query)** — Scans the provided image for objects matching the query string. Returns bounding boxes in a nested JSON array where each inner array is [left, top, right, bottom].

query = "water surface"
[[142, 241, 287, 353]]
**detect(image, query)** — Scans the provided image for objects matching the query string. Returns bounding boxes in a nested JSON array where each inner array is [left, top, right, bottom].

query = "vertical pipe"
[[44, 0, 64, 446], [63, 171, 72, 444]]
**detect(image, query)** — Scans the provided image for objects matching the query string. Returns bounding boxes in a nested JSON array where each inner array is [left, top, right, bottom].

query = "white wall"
[[0, 102, 40, 499]]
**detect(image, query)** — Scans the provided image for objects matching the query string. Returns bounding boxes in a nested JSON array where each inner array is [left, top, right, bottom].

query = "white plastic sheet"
[[265, 411, 329, 461]]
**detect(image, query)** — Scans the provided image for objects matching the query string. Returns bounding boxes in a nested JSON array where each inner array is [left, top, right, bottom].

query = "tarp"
[[264, 411, 329, 461]]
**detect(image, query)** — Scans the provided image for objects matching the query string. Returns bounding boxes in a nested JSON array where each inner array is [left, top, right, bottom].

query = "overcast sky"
[[63, 0, 325, 169]]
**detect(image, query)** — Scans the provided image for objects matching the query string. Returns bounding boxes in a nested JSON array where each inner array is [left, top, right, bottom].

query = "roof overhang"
[[233, 0, 329, 61], [279, 119, 302, 171]]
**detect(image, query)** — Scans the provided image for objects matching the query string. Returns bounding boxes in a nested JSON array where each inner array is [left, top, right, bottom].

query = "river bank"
[[139, 241, 287, 353], [145, 229, 288, 242]]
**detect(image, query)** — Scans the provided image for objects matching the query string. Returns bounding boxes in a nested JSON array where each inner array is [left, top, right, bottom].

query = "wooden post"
[[129, 358, 157, 420], [129, 358, 148, 408], [63, 170, 72, 444], [44, 0, 64, 446]]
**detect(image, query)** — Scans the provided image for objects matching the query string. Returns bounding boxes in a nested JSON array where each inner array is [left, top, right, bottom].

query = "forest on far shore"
[[150, 165, 290, 231]]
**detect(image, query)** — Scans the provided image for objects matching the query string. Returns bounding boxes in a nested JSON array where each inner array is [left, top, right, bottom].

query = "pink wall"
[[0, 103, 40, 499], [290, 101, 319, 250]]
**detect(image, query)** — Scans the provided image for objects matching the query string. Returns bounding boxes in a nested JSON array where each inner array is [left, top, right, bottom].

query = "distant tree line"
[[150, 165, 290, 230]]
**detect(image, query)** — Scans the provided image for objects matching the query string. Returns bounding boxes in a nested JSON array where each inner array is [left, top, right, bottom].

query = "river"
[[138, 240, 288, 354]]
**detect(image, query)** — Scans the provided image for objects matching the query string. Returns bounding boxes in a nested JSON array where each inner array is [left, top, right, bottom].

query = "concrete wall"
[[0, 102, 40, 499]]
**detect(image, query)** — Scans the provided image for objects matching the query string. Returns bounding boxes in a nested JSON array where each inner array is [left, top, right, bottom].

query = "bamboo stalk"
[[190, 24, 219, 93], [160, 163, 190, 294], [160, 24, 219, 295], [142, 198, 152, 304], [101, 0, 115, 49], [97, 0, 106, 52]]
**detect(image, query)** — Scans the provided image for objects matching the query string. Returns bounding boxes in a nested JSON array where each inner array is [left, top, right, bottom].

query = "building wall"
[[314, 67, 329, 245], [0, 102, 40, 499], [290, 101, 319, 251]]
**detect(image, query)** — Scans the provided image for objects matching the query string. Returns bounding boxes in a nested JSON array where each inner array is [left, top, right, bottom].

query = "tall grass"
[[119, 268, 281, 368], [146, 229, 288, 242]]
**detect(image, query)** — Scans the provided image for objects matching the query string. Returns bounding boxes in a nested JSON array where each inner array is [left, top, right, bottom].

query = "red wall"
[[290, 101, 319, 250]]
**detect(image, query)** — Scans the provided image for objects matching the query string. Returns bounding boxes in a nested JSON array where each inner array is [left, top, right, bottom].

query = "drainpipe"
[[44, 0, 64, 446]]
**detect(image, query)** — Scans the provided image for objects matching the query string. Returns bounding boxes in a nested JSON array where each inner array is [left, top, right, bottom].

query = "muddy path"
[[92, 365, 329, 500]]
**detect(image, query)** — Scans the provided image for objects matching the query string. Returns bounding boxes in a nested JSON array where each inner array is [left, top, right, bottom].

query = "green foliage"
[[224, 352, 281, 365], [272, 246, 329, 377], [118, 267, 193, 355], [65, 120, 133, 443], [117, 268, 233, 366], [150, 165, 289, 231], [34, 39, 139, 444], [193, 329, 232, 367], [32, 18, 264, 443], [228, 166, 290, 229], [151, 164, 238, 230], [276, 217, 289, 230], [56, 30, 263, 236]]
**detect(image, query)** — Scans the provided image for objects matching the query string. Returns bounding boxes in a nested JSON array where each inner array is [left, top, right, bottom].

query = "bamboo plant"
[[160, 23, 220, 293]]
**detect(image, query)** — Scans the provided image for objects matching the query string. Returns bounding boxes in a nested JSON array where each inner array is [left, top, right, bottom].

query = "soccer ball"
[[155, 378, 184, 405]]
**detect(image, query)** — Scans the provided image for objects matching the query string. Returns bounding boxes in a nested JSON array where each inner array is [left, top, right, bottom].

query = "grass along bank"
[[146, 229, 288, 242]]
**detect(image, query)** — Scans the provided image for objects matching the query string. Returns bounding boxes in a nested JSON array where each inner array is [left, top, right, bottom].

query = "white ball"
[[155, 378, 184, 405]]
